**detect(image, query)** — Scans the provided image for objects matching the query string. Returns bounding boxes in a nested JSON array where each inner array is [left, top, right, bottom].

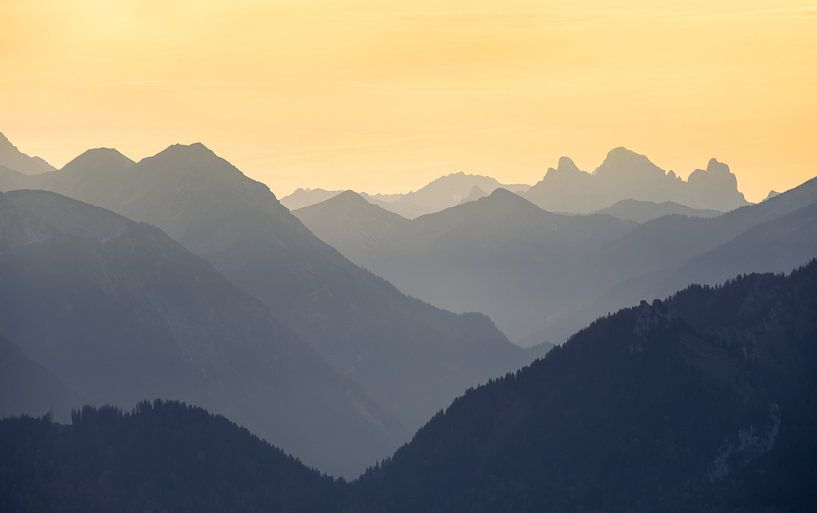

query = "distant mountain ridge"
[[281, 147, 749, 218], [522, 148, 748, 213], [296, 176, 817, 345], [280, 172, 530, 218]]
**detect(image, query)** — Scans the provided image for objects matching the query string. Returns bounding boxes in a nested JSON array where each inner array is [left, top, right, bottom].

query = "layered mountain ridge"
[[0, 136, 529, 458]]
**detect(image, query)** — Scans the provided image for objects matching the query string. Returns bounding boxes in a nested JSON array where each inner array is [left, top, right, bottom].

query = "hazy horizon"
[[3, 0, 816, 202]]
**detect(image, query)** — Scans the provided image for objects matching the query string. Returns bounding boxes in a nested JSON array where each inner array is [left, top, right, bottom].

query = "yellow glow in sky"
[[1, 0, 816, 201]]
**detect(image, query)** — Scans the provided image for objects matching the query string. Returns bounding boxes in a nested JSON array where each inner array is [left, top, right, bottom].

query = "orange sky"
[[1, 0, 815, 201]]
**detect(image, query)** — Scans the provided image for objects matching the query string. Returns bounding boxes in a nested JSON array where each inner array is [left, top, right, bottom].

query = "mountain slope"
[[0, 189, 403, 477], [596, 198, 722, 223], [350, 261, 817, 513], [0, 400, 340, 513], [0, 164, 37, 192], [569, 199, 817, 334], [18, 143, 525, 433], [3, 265, 815, 512], [294, 191, 410, 258], [298, 188, 637, 342], [523, 148, 748, 213], [0, 132, 55, 175], [0, 336, 83, 420]]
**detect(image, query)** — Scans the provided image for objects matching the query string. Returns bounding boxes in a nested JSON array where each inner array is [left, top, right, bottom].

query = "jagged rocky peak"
[[706, 157, 731, 175], [595, 147, 664, 178], [687, 157, 741, 192], [549, 155, 583, 175]]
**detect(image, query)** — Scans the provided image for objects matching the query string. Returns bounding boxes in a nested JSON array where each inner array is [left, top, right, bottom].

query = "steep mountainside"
[[350, 262, 817, 513], [0, 190, 403, 477], [5, 144, 526, 434], [4, 264, 815, 512], [294, 191, 410, 258], [298, 188, 637, 342]]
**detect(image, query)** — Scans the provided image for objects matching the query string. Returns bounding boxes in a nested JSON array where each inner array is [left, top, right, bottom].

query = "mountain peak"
[[599, 146, 653, 170], [487, 187, 517, 200], [140, 142, 243, 178], [62, 148, 134, 173], [483, 188, 539, 210], [156, 142, 217, 159], [557, 156, 581, 173], [330, 189, 370, 206], [544, 156, 583, 178], [687, 158, 742, 202], [705, 157, 730, 175]]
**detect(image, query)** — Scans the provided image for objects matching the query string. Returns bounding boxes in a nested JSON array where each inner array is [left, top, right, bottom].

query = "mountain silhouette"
[[1, 141, 527, 441], [294, 190, 410, 257], [350, 261, 817, 512], [0, 132, 55, 175], [0, 189, 404, 477], [523, 148, 748, 213], [4, 263, 815, 512]]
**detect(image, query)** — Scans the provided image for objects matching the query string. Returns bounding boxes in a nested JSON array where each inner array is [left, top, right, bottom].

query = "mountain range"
[[0, 189, 404, 476], [282, 147, 749, 219], [0, 134, 532, 475], [522, 149, 749, 213], [295, 174, 817, 345], [280, 171, 530, 218], [4, 261, 816, 512]]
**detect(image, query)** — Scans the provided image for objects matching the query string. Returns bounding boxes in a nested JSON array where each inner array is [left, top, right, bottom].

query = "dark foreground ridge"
[[3, 261, 817, 513]]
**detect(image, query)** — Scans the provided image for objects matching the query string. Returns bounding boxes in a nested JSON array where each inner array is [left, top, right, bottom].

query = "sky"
[[1, 0, 815, 202]]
